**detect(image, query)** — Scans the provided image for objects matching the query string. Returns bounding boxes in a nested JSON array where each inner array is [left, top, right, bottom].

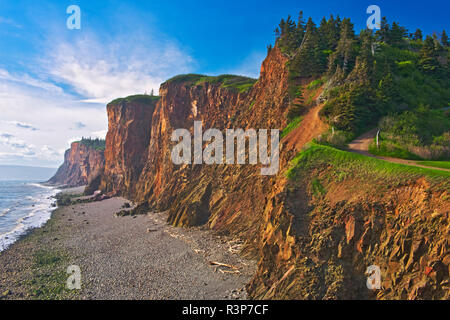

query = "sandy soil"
[[0, 189, 256, 300]]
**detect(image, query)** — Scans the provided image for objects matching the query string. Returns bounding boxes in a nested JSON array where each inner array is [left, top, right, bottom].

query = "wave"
[[26, 182, 56, 190], [0, 208, 12, 217], [0, 184, 59, 252]]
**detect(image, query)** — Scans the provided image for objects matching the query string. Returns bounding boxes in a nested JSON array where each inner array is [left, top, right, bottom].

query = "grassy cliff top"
[[163, 74, 257, 93], [108, 95, 160, 106], [287, 143, 450, 187]]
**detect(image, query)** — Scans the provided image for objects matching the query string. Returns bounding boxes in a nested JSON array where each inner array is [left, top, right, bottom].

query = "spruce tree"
[[289, 17, 322, 77], [441, 30, 449, 47], [413, 29, 423, 41], [296, 11, 306, 44], [274, 27, 280, 41], [318, 17, 329, 49], [390, 22, 407, 47], [419, 35, 440, 74], [377, 70, 397, 111], [277, 15, 297, 53], [326, 15, 340, 50], [376, 17, 390, 43], [328, 18, 355, 75]]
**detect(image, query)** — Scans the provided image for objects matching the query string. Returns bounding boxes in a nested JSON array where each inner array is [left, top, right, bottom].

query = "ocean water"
[[0, 181, 59, 252]]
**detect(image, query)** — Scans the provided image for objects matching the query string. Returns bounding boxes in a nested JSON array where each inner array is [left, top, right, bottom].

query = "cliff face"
[[99, 96, 158, 198], [131, 47, 291, 236], [93, 45, 449, 299], [48, 142, 104, 187]]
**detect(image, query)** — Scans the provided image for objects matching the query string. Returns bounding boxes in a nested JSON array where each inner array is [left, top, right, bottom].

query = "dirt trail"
[[347, 128, 379, 154], [284, 104, 328, 152], [348, 130, 450, 172]]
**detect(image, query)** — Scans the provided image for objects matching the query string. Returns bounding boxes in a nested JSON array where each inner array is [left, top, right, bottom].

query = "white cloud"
[[1, 120, 38, 131], [0, 76, 107, 167], [45, 33, 194, 104], [0, 15, 195, 167], [0, 133, 36, 157], [0, 69, 63, 94]]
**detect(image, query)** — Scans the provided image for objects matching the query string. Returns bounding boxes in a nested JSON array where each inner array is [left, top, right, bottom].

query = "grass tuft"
[[281, 116, 303, 139]]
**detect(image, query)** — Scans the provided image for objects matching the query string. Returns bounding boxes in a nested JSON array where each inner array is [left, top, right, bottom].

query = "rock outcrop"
[[48, 142, 105, 187]]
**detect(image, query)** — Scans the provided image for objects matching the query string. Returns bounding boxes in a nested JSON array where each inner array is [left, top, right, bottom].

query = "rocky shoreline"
[[0, 188, 255, 300]]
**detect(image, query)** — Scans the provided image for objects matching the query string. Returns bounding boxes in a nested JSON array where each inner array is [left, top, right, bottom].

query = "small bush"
[[307, 78, 324, 90], [369, 140, 423, 160]]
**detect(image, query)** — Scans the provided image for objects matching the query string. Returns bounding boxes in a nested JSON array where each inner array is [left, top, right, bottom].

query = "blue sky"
[[0, 0, 449, 167]]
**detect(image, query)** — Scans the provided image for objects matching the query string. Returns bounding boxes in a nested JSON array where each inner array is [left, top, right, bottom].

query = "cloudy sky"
[[0, 0, 448, 167]]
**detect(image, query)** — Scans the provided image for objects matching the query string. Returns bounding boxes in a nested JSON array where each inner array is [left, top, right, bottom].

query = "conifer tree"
[[318, 17, 329, 49], [413, 29, 423, 41], [296, 11, 306, 44], [326, 15, 340, 50], [328, 18, 355, 75], [377, 70, 397, 110], [419, 35, 440, 74], [376, 17, 390, 43], [289, 17, 322, 77], [277, 15, 297, 53], [274, 27, 280, 41], [441, 30, 449, 47], [390, 22, 407, 47]]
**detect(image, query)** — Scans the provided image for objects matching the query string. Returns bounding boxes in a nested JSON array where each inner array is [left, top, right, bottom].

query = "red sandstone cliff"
[[99, 95, 159, 198], [132, 48, 291, 233], [48, 142, 105, 187]]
